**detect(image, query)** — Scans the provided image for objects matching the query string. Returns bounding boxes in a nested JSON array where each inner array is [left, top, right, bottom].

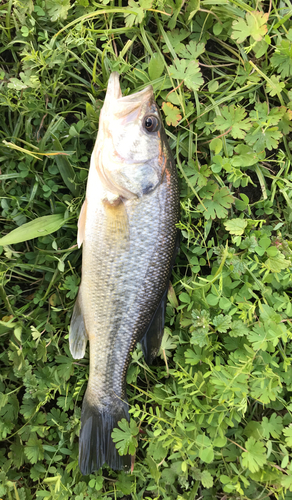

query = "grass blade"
[[51, 136, 78, 196], [0, 214, 66, 246]]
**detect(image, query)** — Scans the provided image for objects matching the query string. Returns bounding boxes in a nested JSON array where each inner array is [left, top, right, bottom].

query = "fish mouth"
[[106, 72, 153, 104]]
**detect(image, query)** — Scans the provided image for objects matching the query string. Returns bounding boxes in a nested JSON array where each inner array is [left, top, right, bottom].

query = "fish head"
[[93, 72, 169, 200]]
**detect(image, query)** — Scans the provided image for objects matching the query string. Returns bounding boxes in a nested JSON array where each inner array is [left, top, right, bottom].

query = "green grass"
[[1, 1, 292, 499]]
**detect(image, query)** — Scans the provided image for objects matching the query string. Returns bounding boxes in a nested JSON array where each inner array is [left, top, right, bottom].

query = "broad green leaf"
[[264, 252, 290, 273], [47, 0, 72, 21], [198, 186, 234, 219], [213, 22, 222, 36], [159, 330, 178, 359], [244, 421, 262, 439], [190, 329, 209, 348], [208, 80, 219, 93], [245, 125, 282, 152], [112, 418, 138, 456], [279, 108, 292, 134], [232, 11, 268, 43], [179, 292, 191, 304], [198, 180, 217, 199], [248, 324, 267, 350], [20, 400, 38, 420], [267, 246, 279, 257], [201, 470, 213, 488], [219, 297, 231, 310], [261, 414, 283, 439], [166, 91, 180, 105], [145, 456, 161, 483], [231, 144, 259, 167], [214, 105, 251, 139], [0, 393, 8, 410], [47, 408, 67, 428], [162, 29, 190, 54], [248, 321, 286, 350], [255, 236, 270, 256], [197, 434, 214, 463], [24, 436, 44, 464], [199, 446, 214, 464], [241, 437, 266, 472], [254, 39, 269, 58], [240, 235, 258, 252], [266, 75, 285, 97], [206, 294, 219, 306], [210, 138, 222, 155], [229, 320, 249, 338], [271, 39, 292, 78], [197, 435, 211, 449], [211, 155, 232, 174], [283, 425, 292, 447], [212, 314, 232, 333], [249, 102, 285, 126], [281, 474, 292, 491], [116, 471, 134, 495], [10, 436, 26, 469], [169, 58, 203, 92], [185, 349, 201, 365], [55, 355, 74, 381], [8, 78, 28, 90], [184, 160, 212, 188], [124, 0, 152, 27], [224, 218, 247, 236], [0, 214, 66, 246], [259, 304, 281, 323], [162, 101, 182, 126], [214, 436, 227, 447], [148, 53, 164, 80], [177, 40, 205, 60]]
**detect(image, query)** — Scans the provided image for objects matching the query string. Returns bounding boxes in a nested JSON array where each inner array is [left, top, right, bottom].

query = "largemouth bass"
[[69, 72, 179, 475]]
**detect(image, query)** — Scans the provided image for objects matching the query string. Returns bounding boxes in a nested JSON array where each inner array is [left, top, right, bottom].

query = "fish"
[[69, 72, 180, 475]]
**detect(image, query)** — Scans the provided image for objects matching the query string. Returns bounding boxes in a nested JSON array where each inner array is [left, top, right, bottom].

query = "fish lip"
[[120, 85, 153, 102], [106, 72, 153, 103], [106, 72, 123, 100]]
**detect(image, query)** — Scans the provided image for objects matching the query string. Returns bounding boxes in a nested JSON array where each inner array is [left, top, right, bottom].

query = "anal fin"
[[69, 291, 88, 359], [140, 285, 168, 365]]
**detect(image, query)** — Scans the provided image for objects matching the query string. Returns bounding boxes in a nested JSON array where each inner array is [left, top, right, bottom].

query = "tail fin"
[[79, 393, 131, 475]]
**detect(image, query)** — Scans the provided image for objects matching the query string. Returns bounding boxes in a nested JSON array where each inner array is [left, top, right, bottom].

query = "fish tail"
[[79, 393, 131, 474]]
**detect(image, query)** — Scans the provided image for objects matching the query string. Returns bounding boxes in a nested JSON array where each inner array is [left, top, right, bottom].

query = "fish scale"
[[85, 193, 168, 395], [69, 73, 179, 474]]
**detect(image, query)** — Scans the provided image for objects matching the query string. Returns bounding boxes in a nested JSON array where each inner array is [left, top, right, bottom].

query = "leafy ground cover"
[[1, 0, 292, 498]]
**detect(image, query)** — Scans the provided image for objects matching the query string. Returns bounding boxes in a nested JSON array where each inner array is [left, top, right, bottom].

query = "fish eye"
[[143, 115, 160, 133]]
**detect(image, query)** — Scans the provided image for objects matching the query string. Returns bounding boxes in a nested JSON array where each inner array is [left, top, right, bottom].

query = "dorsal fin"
[[140, 232, 180, 364]]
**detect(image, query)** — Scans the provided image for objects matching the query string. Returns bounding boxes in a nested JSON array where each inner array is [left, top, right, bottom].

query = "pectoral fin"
[[69, 291, 88, 359], [77, 199, 87, 248], [103, 197, 129, 244], [140, 285, 168, 365]]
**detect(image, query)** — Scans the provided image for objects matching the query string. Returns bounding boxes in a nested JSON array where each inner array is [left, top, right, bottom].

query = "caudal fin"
[[79, 394, 131, 475]]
